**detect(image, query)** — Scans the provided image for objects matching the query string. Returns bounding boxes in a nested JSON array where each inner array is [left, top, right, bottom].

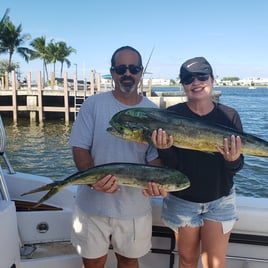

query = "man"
[[69, 46, 164, 268]]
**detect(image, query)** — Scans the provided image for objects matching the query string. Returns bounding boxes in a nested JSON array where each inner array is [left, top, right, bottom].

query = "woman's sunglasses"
[[111, 64, 143, 75], [182, 74, 210, 85]]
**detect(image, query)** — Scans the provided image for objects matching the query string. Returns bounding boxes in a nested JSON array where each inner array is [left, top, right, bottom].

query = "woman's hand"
[[151, 128, 173, 149], [143, 182, 168, 198], [91, 174, 120, 193], [215, 135, 242, 161]]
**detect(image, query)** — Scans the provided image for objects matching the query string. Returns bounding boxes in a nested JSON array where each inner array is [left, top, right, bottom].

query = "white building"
[[143, 78, 171, 86]]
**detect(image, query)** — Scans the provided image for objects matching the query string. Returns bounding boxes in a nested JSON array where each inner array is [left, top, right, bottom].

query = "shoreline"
[[151, 85, 268, 89]]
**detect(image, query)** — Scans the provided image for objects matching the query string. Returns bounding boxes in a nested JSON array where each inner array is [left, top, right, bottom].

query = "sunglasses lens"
[[183, 76, 195, 85], [182, 74, 210, 85], [114, 65, 127, 75], [197, 74, 209, 81], [113, 65, 142, 75], [128, 65, 142, 74]]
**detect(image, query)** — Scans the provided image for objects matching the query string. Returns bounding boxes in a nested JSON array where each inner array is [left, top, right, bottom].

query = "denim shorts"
[[162, 188, 238, 234]]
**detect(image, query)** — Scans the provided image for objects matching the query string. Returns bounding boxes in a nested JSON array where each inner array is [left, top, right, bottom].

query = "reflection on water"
[[1, 87, 268, 197], [1, 119, 76, 180]]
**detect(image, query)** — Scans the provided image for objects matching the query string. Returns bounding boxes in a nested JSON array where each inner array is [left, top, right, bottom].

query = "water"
[[155, 86, 268, 198], [1, 120, 77, 180], [1, 87, 268, 197], [217, 87, 268, 198]]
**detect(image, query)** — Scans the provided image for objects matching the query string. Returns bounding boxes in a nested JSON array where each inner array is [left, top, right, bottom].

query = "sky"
[[1, 0, 268, 81]]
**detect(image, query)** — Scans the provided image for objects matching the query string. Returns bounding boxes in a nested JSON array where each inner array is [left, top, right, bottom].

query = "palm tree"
[[46, 41, 59, 75], [30, 36, 50, 81], [46, 40, 76, 77], [0, 8, 10, 33], [56, 41, 76, 77], [0, 8, 10, 75], [0, 60, 18, 76], [30, 38, 76, 80], [0, 17, 33, 72]]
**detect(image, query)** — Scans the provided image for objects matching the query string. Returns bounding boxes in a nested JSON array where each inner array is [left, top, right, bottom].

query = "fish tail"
[[21, 182, 58, 196], [32, 187, 61, 208]]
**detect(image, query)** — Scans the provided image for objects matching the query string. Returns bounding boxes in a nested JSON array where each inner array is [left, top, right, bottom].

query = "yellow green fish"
[[107, 107, 268, 157], [21, 162, 190, 207]]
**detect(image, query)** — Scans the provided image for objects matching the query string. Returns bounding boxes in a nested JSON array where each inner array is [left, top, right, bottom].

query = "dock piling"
[[0, 71, 221, 123]]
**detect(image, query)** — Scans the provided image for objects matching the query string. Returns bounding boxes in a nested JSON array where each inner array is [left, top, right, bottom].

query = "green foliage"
[[0, 59, 19, 76], [0, 9, 33, 73], [30, 37, 76, 80], [0, 9, 76, 79], [221, 77, 240, 81], [170, 79, 176, 85]]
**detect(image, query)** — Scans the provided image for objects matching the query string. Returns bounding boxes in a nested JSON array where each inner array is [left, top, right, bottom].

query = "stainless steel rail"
[[0, 116, 15, 174]]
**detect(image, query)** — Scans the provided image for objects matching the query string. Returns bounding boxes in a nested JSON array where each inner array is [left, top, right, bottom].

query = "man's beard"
[[119, 84, 136, 93], [119, 76, 137, 93]]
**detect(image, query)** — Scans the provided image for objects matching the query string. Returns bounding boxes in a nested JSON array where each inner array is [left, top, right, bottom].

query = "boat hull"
[[1, 170, 268, 268]]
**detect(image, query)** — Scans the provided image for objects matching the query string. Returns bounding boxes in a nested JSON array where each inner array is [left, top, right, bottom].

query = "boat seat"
[[234, 196, 268, 236], [230, 196, 268, 246]]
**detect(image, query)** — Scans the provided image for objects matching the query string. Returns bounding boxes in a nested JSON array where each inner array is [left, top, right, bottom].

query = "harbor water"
[[1, 87, 268, 198]]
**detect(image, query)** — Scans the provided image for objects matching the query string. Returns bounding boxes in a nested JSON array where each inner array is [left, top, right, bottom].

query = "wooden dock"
[[0, 71, 221, 123], [0, 70, 102, 123]]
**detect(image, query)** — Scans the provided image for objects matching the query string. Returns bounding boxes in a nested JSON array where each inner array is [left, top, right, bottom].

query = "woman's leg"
[[200, 220, 231, 268], [177, 226, 201, 268]]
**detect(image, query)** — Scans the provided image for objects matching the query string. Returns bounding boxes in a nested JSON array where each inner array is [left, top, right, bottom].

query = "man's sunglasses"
[[182, 74, 210, 85], [111, 64, 143, 75]]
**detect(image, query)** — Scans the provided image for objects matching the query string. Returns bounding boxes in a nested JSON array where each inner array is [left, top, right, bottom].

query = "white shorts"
[[71, 205, 152, 259]]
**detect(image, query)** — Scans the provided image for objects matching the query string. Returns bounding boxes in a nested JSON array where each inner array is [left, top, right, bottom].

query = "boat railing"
[[0, 116, 15, 174], [0, 116, 12, 200], [0, 165, 10, 200]]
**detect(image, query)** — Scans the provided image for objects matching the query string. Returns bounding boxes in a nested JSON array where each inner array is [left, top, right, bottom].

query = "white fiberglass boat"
[[0, 116, 268, 268]]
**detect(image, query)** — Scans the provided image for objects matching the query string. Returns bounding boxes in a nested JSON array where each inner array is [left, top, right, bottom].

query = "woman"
[[151, 57, 244, 268]]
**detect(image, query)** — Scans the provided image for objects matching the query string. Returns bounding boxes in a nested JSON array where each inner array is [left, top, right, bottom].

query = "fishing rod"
[[140, 46, 155, 94], [143, 46, 155, 75]]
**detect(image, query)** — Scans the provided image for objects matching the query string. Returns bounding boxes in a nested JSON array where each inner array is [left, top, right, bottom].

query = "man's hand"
[[91, 175, 120, 193]]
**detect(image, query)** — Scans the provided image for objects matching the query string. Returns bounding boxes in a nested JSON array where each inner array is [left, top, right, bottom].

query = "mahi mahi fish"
[[21, 162, 190, 207], [107, 107, 268, 157]]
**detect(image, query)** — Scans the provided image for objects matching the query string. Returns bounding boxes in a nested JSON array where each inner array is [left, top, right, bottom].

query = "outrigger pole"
[[140, 46, 155, 95]]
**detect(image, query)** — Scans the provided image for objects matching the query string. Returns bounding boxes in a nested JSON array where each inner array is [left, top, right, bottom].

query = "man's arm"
[[148, 157, 163, 167], [72, 146, 94, 171], [72, 146, 119, 193]]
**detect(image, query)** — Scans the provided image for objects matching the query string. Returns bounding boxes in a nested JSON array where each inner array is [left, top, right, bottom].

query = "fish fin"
[[32, 187, 60, 208], [142, 129, 154, 145], [21, 182, 57, 196], [21, 182, 64, 208], [145, 137, 154, 146]]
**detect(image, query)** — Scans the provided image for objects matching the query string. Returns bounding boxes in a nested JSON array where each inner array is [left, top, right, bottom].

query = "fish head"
[[107, 126, 147, 143], [108, 108, 156, 143], [109, 107, 156, 127]]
